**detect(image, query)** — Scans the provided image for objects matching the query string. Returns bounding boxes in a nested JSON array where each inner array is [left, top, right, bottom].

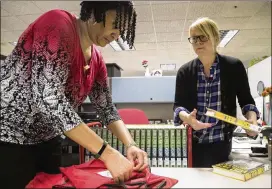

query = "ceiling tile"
[[70, 11, 80, 17], [255, 1, 271, 17], [17, 14, 41, 25], [156, 33, 182, 42], [264, 46, 271, 56], [135, 22, 154, 34], [154, 20, 184, 33], [0, 42, 16, 56], [135, 33, 156, 43], [134, 5, 152, 22], [134, 43, 157, 50], [157, 42, 183, 50], [181, 34, 191, 42], [33, 1, 80, 12], [99, 45, 114, 54], [1, 8, 12, 17], [212, 17, 251, 30], [166, 50, 194, 60], [151, 2, 189, 21], [1, 16, 28, 31], [244, 16, 271, 29], [1, 1, 43, 16], [238, 29, 272, 39], [221, 1, 266, 17], [1, 30, 24, 43], [152, 1, 187, 4], [243, 38, 271, 47], [233, 45, 269, 53], [186, 1, 225, 20], [132, 1, 150, 5], [165, 44, 192, 55]]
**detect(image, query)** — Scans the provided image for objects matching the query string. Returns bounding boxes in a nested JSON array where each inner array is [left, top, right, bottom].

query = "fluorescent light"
[[9, 41, 17, 46], [160, 64, 176, 71], [109, 38, 135, 51], [109, 40, 122, 51], [218, 30, 239, 48]]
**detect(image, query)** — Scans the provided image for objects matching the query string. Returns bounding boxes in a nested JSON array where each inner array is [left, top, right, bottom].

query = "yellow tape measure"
[[205, 108, 262, 133]]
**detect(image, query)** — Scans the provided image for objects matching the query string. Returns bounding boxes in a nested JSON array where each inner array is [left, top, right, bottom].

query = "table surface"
[[151, 167, 271, 188]]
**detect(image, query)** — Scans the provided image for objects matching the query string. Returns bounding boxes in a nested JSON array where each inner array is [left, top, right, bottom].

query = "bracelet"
[[125, 142, 137, 149], [93, 140, 108, 159]]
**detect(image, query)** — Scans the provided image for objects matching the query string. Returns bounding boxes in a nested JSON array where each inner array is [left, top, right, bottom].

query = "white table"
[[151, 167, 271, 188]]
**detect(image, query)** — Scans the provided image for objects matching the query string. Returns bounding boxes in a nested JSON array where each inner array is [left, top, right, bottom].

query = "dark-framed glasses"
[[188, 35, 209, 44]]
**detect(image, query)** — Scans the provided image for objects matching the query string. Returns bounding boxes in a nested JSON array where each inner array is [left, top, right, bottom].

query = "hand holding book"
[[244, 119, 259, 137]]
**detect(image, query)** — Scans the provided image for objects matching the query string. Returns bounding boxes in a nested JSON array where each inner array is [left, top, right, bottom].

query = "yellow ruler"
[[205, 108, 262, 133]]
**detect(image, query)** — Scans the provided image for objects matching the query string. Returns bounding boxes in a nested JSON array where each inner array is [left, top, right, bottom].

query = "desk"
[[151, 167, 271, 188]]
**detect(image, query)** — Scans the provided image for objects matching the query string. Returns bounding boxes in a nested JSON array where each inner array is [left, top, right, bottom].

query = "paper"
[[97, 170, 113, 178]]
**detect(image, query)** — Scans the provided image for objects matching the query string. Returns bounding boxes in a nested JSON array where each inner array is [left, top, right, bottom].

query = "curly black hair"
[[80, 1, 137, 49]]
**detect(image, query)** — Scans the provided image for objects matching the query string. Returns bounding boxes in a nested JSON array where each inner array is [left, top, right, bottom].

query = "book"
[[125, 129, 135, 155], [212, 159, 270, 181], [205, 108, 262, 133], [233, 136, 260, 144], [117, 138, 124, 156], [170, 129, 176, 167], [176, 129, 182, 167], [135, 129, 141, 149], [112, 135, 118, 150], [182, 127, 187, 167], [163, 129, 170, 167], [107, 130, 113, 147], [102, 128, 107, 141], [157, 129, 164, 167], [140, 129, 146, 152], [152, 129, 158, 167], [146, 129, 152, 166]]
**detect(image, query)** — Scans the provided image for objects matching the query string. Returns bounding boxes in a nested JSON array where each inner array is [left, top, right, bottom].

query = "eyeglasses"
[[188, 35, 209, 44]]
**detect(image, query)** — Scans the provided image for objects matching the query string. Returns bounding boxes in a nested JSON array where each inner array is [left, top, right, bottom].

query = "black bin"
[[106, 63, 123, 77]]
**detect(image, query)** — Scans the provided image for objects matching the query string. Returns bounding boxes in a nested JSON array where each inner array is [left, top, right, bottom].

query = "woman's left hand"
[[126, 145, 148, 171]]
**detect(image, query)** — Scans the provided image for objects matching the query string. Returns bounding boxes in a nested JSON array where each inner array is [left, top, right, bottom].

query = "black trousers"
[[192, 138, 232, 168], [0, 136, 62, 189]]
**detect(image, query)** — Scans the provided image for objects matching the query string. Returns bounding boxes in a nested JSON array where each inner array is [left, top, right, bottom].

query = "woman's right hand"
[[187, 109, 213, 130], [100, 145, 133, 183]]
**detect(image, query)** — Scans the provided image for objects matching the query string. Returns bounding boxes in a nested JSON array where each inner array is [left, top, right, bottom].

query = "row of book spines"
[[85, 128, 188, 167], [94, 128, 187, 155]]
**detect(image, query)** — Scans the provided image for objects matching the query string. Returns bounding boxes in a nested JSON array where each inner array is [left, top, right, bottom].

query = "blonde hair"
[[189, 17, 220, 52]]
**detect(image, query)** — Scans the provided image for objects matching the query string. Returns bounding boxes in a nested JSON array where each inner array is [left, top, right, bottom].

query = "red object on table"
[[186, 125, 193, 167], [26, 159, 178, 188]]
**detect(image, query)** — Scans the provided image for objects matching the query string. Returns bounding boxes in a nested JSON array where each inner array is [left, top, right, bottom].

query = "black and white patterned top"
[[0, 10, 120, 145]]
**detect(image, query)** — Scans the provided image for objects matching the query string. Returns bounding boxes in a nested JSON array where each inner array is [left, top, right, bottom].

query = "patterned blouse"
[[0, 10, 120, 145]]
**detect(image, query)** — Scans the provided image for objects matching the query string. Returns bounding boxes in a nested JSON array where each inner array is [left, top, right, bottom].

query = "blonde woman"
[[173, 17, 259, 167]]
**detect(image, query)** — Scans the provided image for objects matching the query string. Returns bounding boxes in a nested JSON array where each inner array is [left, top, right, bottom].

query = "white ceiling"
[[1, 1, 271, 76]]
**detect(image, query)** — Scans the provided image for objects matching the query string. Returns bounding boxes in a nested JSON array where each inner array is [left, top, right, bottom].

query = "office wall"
[[247, 56, 271, 98]]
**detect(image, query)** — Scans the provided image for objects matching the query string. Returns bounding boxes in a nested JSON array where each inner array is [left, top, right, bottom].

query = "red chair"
[[118, 108, 149, 124]]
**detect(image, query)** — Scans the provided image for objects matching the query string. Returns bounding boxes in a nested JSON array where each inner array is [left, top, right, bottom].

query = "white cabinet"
[[111, 76, 176, 103]]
